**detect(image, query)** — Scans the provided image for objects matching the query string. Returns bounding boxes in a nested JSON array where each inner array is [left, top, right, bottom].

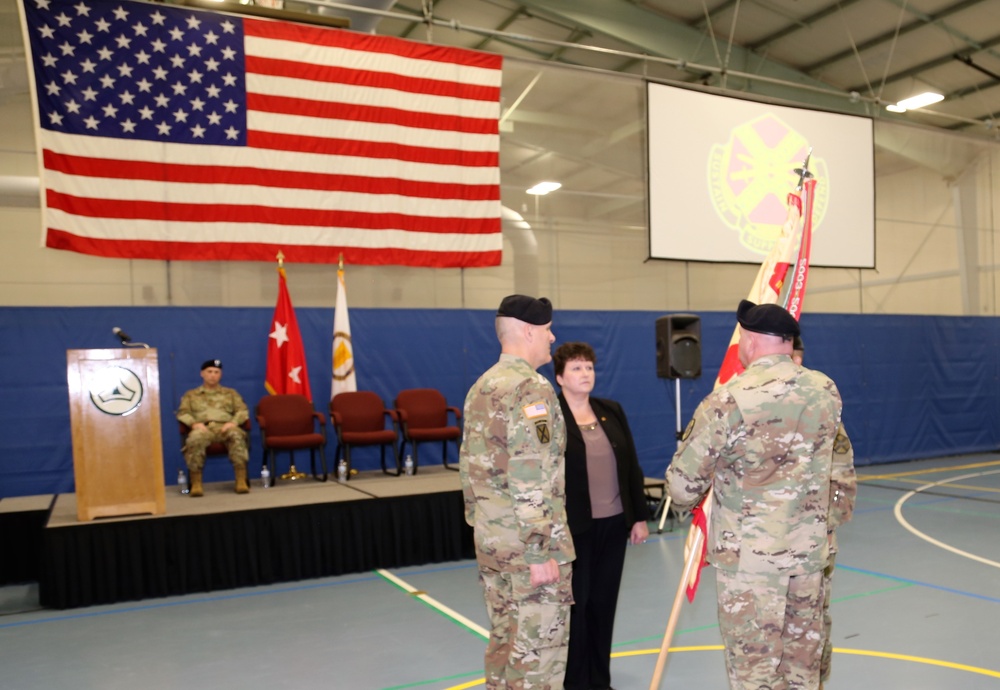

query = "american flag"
[[20, 0, 503, 267]]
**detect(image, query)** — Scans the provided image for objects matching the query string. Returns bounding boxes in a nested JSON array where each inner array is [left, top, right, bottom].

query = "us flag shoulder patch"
[[522, 401, 548, 419]]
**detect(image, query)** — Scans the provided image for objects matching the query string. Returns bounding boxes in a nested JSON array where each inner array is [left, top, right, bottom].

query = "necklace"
[[579, 421, 598, 431]]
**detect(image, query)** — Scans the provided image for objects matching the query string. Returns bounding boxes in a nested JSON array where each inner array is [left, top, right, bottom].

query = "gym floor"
[[2, 453, 999, 689]]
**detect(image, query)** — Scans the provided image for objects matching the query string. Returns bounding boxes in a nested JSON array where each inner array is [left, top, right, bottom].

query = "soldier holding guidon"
[[666, 300, 856, 690]]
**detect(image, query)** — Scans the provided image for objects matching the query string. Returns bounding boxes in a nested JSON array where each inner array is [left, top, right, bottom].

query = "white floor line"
[[893, 469, 1000, 569], [377, 568, 490, 640]]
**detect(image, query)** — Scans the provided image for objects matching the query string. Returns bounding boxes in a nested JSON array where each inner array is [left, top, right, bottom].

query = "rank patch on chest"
[[535, 421, 550, 444]]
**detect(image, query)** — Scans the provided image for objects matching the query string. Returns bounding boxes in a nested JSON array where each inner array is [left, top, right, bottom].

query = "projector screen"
[[647, 83, 875, 268]]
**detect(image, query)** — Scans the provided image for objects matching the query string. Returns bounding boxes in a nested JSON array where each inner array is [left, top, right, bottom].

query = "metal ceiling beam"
[[949, 75, 1000, 100], [953, 55, 1000, 83], [803, 0, 984, 73], [548, 27, 593, 62], [392, 1, 577, 61], [691, 0, 738, 30], [474, 6, 527, 51], [944, 102, 1000, 131], [845, 25, 1000, 94], [510, 0, 860, 113], [746, 0, 863, 54]]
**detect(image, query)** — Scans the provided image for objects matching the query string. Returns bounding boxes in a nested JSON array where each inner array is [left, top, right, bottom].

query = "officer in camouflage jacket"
[[176, 359, 250, 496], [461, 295, 575, 690], [667, 300, 856, 690]]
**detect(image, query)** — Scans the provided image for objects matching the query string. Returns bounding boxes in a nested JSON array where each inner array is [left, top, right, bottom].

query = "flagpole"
[[649, 527, 705, 690]]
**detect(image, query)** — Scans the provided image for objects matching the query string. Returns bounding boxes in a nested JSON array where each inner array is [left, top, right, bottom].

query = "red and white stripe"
[[36, 8, 503, 267]]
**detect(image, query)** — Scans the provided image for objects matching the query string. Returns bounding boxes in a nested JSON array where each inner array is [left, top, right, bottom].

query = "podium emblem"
[[88, 366, 144, 416]]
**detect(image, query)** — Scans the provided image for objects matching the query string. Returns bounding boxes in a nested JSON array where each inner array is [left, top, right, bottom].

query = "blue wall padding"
[[1, 307, 998, 497]]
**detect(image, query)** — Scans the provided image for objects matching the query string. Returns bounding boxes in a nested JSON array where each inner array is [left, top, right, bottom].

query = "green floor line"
[[832, 582, 913, 602], [382, 668, 482, 690]]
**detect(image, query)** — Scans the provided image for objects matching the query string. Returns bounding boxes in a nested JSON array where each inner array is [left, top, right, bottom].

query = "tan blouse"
[[580, 421, 623, 518]]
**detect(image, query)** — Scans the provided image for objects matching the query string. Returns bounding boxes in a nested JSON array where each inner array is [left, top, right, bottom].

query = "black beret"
[[201, 359, 223, 371], [737, 300, 800, 339], [496, 294, 553, 325]]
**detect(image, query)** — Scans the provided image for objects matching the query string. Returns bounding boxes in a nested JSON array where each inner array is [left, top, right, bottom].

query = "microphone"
[[112, 327, 132, 344]]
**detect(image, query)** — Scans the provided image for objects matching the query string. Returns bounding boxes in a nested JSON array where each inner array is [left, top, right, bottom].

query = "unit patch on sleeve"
[[534, 421, 550, 444]]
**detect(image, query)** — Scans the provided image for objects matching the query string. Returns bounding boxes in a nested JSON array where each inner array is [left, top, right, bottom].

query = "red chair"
[[394, 388, 462, 473], [256, 394, 327, 482], [330, 391, 401, 477]]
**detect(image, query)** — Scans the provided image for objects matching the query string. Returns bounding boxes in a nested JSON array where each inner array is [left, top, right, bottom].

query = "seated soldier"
[[176, 359, 250, 496]]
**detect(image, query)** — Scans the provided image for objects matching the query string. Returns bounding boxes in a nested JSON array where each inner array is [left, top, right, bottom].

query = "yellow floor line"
[[443, 645, 1000, 688], [859, 458, 1000, 481], [878, 477, 1000, 493]]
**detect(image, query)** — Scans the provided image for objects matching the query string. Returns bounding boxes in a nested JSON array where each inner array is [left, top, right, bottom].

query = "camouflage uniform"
[[667, 354, 855, 690], [821, 424, 856, 684], [460, 353, 575, 690], [176, 385, 250, 470]]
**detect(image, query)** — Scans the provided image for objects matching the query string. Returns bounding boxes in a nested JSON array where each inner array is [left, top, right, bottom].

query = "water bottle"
[[404, 454, 414, 476], [260, 465, 271, 488], [177, 469, 189, 495], [337, 458, 348, 483]]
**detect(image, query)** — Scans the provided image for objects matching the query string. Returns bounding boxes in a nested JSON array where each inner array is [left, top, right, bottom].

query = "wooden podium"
[[66, 348, 166, 521]]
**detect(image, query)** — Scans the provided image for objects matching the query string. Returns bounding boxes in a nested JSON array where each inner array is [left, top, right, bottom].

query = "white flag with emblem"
[[331, 267, 357, 400]]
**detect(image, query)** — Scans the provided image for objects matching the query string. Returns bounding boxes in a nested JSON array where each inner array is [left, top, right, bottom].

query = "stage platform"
[[24, 466, 472, 609]]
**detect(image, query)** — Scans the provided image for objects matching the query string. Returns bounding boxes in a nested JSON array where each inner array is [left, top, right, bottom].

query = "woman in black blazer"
[[554, 342, 650, 690]]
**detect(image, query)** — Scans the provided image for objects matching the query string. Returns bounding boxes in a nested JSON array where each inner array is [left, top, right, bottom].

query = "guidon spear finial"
[[794, 148, 814, 190]]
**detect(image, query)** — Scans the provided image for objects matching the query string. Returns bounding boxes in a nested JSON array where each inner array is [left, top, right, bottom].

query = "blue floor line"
[[0, 572, 383, 629], [839, 564, 1000, 604]]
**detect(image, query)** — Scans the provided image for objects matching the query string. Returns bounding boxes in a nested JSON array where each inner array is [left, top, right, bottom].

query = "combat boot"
[[190, 470, 204, 497], [234, 466, 250, 494]]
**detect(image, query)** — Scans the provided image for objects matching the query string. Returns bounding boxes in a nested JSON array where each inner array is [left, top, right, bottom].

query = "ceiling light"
[[526, 181, 562, 196], [886, 92, 944, 113]]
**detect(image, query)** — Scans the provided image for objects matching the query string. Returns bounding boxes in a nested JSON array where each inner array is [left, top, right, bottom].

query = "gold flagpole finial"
[[338, 252, 344, 271], [276, 251, 285, 268]]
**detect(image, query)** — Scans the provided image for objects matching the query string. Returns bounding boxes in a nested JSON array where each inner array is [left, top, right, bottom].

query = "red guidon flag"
[[687, 166, 817, 603], [266, 266, 312, 401], [20, 0, 503, 267]]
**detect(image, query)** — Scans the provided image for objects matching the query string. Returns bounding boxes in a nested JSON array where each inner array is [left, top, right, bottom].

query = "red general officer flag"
[[266, 266, 311, 401]]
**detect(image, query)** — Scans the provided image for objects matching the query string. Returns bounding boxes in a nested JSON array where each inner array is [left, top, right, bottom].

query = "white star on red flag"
[[269, 321, 288, 348]]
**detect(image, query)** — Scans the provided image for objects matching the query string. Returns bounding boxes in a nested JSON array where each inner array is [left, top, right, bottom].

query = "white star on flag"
[[288, 365, 302, 384], [269, 321, 288, 348], [21, 0, 503, 267]]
